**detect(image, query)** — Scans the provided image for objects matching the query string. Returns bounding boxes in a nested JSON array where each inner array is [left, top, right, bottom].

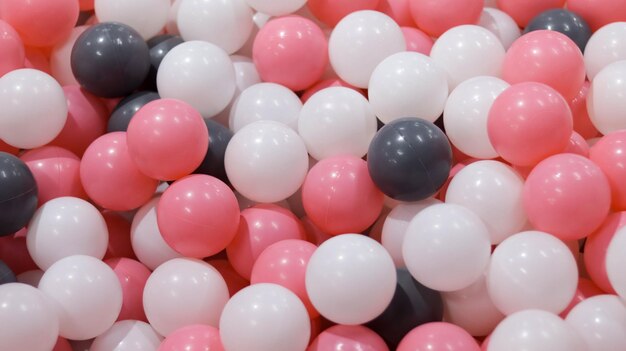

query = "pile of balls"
[[1, 0, 626, 350]]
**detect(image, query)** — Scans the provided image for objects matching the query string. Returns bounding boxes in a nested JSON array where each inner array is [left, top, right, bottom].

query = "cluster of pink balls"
[[2, 0, 626, 350]]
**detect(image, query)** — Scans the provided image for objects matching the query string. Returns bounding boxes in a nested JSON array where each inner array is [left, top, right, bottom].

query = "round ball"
[[95, 0, 170, 39], [0, 152, 37, 236], [588, 60, 626, 134], [107, 91, 160, 133], [524, 9, 591, 52], [90, 320, 162, 351], [409, 0, 483, 37], [584, 22, 626, 80]]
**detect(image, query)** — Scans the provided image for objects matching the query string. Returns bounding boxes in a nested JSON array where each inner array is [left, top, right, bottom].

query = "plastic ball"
[[366, 269, 444, 349], [0, 68, 67, 149], [131, 196, 183, 271], [478, 8, 521, 49], [368, 52, 448, 124], [143, 258, 229, 336], [50, 26, 88, 86], [487, 82, 572, 166], [80, 132, 159, 211], [225, 120, 309, 203], [101, 212, 134, 259], [309, 325, 389, 351], [487, 231, 578, 315], [157, 174, 240, 258], [307, 0, 380, 27], [220, 283, 311, 351], [409, 0, 483, 38], [588, 60, 626, 134], [105, 258, 151, 322], [583, 22, 626, 80], [157, 40, 235, 118], [403, 203, 491, 292], [567, 0, 626, 31], [300, 78, 365, 103], [142, 35, 184, 90], [21, 146, 87, 206], [94, 0, 170, 40], [584, 212, 626, 294], [0, 0, 79, 47], [367, 118, 452, 201], [71, 23, 150, 98], [159, 324, 224, 351], [229, 82, 302, 132], [90, 320, 162, 351], [38, 255, 123, 340], [430, 25, 505, 90], [177, 0, 253, 54], [0, 260, 16, 285], [0, 20, 24, 77], [245, 0, 306, 16], [396, 322, 481, 351], [0, 153, 38, 236], [329, 10, 405, 88], [107, 91, 160, 133], [569, 81, 598, 140], [524, 9, 591, 52], [193, 118, 233, 184], [523, 153, 610, 241], [495, 0, 565, 27], [607, 226, 626, 300], [590, 130, 626, 210], [443, 76, 508, 159], [502, 30, 585, 101], [305, 234, 396, 325], [253, 16, 328, 91], [565, 294, 626, 351], [0, 283, 59, 351]]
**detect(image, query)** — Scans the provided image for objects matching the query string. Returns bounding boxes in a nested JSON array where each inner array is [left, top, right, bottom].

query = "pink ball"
[[127, 98, 209, 181], [24, 46, 51, 74], [102, 211, 136, 260], [569, 81, 598, 140], [158, 324, 224, 351], [49, 85, 108, 157], [80, 132, 159, 211], [302, 156, 384, 235], [487, 82, 572, 166], [253, 16, 328, 91], [496, 0, 565, 27], [205, 258, 249, 297], [227, 204, 306, 280], [105, 257, 151, 322], [21, 146, 87, 207], [397, 322, 481, 351], [301, 216, 333, 246], [502, 31, 585, 101], [378, 0, 416, 27], [590, 130, 626, 211], [564, 132, 590, 157], [251, 239, 318, 317], [0, 20, 24, 77], [0, 0, 79, 47], [401, 27, 434, 55], [308, 325, 389, 351], [409, 0, 483, 38], [300, 78, 364, 103], [584, 212, 626, 294], [523, 153, 611, 241], [307, 0, 380, 27], [157, 174, 240, 258], [555, 0, 624, 31]]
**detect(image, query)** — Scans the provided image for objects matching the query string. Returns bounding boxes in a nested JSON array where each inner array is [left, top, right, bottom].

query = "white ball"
[[225, 120, 309, 203], [443, 76, 508, 159], [305, 234, 396, 325], [95, 0, 170, 39], [298, 87, 377, 160], [565, 295, 626, 351], [381, 198, 442, 268], [606, 225, 626, 300], [442, 275, 505, 337], [478, 8, 521, 49], [487, 231, 578, 316], [157, 40, 236, 117], [587, 60, 626, 134], [0, 69, 67, 149], [220, 283, 311, 351], [131, 196, 182, 271], [445, 160, 526, 244], [26, 197, 108, 270], [177, 0, 254, 54], [489, 309, 587, 351], [368, 52, 448, 124], [38, 255, 123, 341], [0, 283, 59, 351], [143, 258, 229, 336], [230, 83, 302, 132], [403, 203, 492, 292], [430, 25, 505, 90], [245, 0, 306, 16], [91, 320, 163, 351], [329, 10, 405, 88], [584, 22, 626, 80]]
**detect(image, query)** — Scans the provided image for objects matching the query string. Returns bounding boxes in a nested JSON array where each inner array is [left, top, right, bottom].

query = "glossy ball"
[[0, 153, 37, 236], [524, 9, 591, 52]]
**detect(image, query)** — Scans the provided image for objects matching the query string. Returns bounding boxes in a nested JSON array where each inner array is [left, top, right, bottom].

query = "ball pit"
[[2, 1, 626, 351]]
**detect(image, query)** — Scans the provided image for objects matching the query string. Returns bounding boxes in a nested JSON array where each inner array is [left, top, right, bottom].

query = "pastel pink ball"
[[308, 0, 380, 27], [583, 212, 626, 294], [308, 324, 389, 351], [158, 324, 224, 351], [496, 0, 565, 27], [590, 130, 626, 211], [105, 257, 151, 322], [409, 0, 483, 38], [0, 20, 25, 77], [397, 322, 481, 351], [401, 26, 434, 55]]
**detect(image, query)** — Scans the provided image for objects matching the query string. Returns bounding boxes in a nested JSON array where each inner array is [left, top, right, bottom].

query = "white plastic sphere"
[[487, 231, 578, 315], [95, 0, 170, 39], [328, 10, 405, 88], [212, 54, 261, 126], [245, 0, 306, 16], [177, 0, 254, 54], [606, 225, 626, 300], [157, 40, 236, 118], [443, 76, 508, 159], [479, 8, 521, 49], [298, 87, 377, 160], [38, 255, 123, 341], [565, 295, 626, 351], [91, 320, 163, 351], [368, 51, 448, 124], [0, 69, 67, 149], [403, 203, 492, 292], [305, 234, 396, 325], [584, 22, 626, 80], [587, 60, 626, 134], [143, 258, 229, 336], [219, 283, 311, 351], [225, 120, 309, 203]]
